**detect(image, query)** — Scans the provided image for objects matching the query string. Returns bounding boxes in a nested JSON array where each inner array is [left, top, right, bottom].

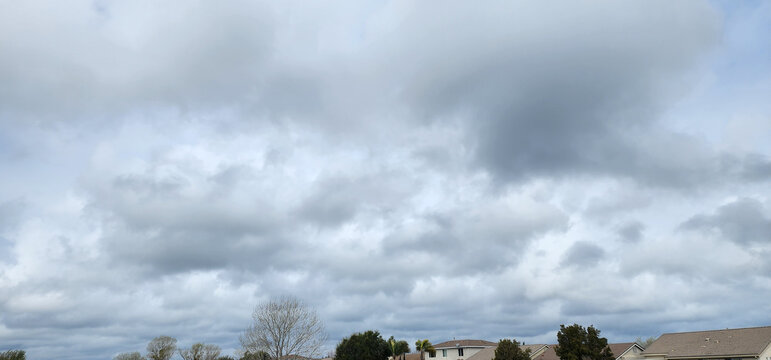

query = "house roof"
[[609, 343, 643, 358], [400, 353, 422, 360], [434, 340, 498, 349], [465, 344, 549, 360], [642, 326, 771, 359], [535, 343, 640, 360]]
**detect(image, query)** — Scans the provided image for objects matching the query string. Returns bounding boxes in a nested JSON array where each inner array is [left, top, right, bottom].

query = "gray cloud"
[[617, 221, 645, 243], [365, 1, 724, 186], [0, 0, 274, 123], [681, 198, 771, 245], [561, 241, 606, 268], [1, 1, 770, 360], [296, 174, 411, 227]]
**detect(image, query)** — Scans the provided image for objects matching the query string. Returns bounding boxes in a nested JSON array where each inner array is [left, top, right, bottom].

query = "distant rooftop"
[[642, 326, 771, 358], [433, 339, 498, 349]]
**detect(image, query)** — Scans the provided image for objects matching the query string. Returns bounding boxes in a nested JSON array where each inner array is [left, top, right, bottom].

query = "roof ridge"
[[659, 325, 771, 336]]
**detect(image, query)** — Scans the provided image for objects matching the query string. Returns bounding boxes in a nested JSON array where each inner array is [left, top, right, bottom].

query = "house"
[[429, 339, 498, 360], [641, 326, 771, 360], [609, 343, 647, 360], [528, 342, 644, 360], [466, 343, 549, 360]]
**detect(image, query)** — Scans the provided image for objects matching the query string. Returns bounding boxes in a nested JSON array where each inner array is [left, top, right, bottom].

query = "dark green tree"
[[555, 324, 613, 360], [494, 339, 532, 360], [0, 350, 25, 360], [334, 330, 390, 360], [388, 336, 410, 360]]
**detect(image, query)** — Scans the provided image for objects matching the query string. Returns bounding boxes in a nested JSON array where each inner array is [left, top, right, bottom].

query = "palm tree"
[[415, 340, 435, 360]]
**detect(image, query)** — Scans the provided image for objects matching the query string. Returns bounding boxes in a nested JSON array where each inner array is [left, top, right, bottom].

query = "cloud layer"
[[1, 1, 770, 359]]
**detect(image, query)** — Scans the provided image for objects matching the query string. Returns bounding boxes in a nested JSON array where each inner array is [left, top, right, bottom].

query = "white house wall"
[[617, 346, 645, 360], [758, 343, 771, 360], [432, 346, 486, 360]]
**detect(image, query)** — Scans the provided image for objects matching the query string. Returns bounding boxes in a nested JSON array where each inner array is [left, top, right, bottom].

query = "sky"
[[0, 1, 770, 359]]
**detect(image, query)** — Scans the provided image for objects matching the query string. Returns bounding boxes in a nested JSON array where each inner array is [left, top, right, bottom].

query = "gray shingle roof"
[[534, 343, 640, 360], [433, 340, 498, 349], [642, 326, 771, 358], [465, 344, 548, 360], [609, 343, 641, 358]]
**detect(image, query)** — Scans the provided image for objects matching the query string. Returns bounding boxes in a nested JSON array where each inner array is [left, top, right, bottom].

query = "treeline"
[[1, 294, 638, 360], [332, 324, 617, 360], [113, 335, 235, 360]]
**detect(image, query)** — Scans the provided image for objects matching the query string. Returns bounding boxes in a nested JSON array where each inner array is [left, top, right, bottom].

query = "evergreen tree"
[[494, 339, 532, 360], [0, 350, 25, 360], [555, 324, 613, 360], [335, 330, 390, 360]]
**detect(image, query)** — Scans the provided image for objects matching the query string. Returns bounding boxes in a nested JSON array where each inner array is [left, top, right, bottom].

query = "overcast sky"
[[1, 1, 770, 359]]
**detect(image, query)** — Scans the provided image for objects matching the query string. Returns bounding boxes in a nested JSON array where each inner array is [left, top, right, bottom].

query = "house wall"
[[431, 347, 486, 360], [758, 343, 771, 360], [618, 346, 645, 360]]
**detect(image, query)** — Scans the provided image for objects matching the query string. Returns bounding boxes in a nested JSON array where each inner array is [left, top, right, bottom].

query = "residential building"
[[429, 340, 498, 360], [641, 326, 771, 360], [525, 343, 643, 360], [466, 343, 549, 360]]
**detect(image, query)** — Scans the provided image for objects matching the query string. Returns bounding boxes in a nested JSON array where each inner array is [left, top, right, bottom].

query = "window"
[[442, 350, 447, 357], [429, 351, 436, 358], [458, 348, 464, 356]]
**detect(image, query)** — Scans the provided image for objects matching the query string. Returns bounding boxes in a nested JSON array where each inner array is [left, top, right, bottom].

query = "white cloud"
[[0, 1, 769, 359]]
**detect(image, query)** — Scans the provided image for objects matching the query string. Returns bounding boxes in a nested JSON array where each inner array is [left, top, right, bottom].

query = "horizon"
[[1, 0, 769, 359]]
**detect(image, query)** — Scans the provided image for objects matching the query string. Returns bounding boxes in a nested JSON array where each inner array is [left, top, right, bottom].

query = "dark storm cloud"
[[681, 198, 771, 244], [560, 241, 605, 268], [366, 1, 720, 185]]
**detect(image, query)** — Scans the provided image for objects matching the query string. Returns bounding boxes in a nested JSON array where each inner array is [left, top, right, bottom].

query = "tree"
[[388, 336, 410, 360], [414, 339, 435, 360], [240, 296, 327, 359], [216, 357, 236, 360], [0, 350, 25, 360], [555, 324, 613, 360], [494, 339, 532, 360], [635, 337, 656, 349], [114, 352, 146, 360], [180, 343, 222, 360], [334, 330, 390, 360], [147, 336, 178, 360]]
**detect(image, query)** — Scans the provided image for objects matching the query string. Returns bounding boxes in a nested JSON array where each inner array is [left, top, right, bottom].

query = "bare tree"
[[114, 352, 145, 360], [147, 336, 178, 360], [636, 337, 657, 349], [240, 296, 327, 359], [180, 343, 222, 360]]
